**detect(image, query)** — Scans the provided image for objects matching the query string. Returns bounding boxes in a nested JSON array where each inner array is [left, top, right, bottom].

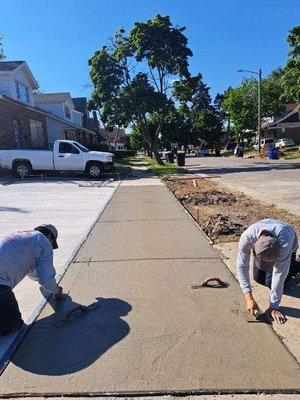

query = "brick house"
[[0, 61, 48, 149], [0, 61, 97, 149], [0, 95, 48, 149]]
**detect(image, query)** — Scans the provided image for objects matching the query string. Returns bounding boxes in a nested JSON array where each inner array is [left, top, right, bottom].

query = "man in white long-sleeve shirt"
[[236, 219, 299, 324], [0, 224, 62, 336]]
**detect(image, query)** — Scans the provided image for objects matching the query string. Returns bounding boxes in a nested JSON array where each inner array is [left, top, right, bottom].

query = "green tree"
[[0, 34, 5, 60], [193, 109, 223, 154], [173, 73, 219, 147], [88, 15, 193, 164], [221, 71, 284, 141], [281, 26, 300, 103]]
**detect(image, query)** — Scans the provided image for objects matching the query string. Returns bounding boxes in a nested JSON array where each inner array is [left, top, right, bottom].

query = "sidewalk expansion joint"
[[73, 256, 222, 264], [1, 388, 300, 398], [99, 218, 187, 222]]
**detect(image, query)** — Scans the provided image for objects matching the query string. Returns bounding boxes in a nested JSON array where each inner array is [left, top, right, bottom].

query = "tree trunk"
[[153, 148, 164, 165]]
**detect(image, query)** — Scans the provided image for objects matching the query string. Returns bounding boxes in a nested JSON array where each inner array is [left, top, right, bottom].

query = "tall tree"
[[173, 73, 217, 146], [88, 15, 193, 164], [281, 26, 300, 103]]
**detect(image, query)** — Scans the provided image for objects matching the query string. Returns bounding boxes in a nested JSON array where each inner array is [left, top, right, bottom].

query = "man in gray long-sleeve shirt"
[[0, 224, 62, 336], [236, 219, 299, 324]]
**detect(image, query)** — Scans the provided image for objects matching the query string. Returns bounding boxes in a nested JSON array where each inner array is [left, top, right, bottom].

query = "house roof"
[[267, 104, 300, 128], [34, 92, 74, 107], [0, 61, 24, 71], [0, 61, 39, 90]]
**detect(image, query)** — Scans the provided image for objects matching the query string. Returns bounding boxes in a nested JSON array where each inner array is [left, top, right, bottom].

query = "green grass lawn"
[[144, 156, 187, 177]]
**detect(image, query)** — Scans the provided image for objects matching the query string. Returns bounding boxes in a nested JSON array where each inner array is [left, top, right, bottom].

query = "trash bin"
[[166, 151, 174, 163], [177, 151, 185, 166]]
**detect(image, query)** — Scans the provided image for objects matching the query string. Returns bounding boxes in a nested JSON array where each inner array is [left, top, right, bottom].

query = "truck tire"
[[87, 162, 103, 179], [13, 161, 33, 178]]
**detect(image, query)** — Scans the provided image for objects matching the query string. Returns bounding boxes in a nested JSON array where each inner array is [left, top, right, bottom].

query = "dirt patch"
[[164, 176, 300, 243]]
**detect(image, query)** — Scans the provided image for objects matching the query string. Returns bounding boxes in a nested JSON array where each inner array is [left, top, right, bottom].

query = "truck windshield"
[[75, 143, 89, 153]]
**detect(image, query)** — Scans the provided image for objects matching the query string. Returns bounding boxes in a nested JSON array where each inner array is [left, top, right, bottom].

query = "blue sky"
[[1, 0, 300, 99]]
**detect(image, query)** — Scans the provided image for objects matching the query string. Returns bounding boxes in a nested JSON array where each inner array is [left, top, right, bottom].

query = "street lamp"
[[237, 68, 262, 153]]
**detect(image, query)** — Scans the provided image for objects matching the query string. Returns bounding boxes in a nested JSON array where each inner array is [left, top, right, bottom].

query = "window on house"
[[30, 120, 45, 148], [64, 105, 71, 119], [16, 81, 29, 102]]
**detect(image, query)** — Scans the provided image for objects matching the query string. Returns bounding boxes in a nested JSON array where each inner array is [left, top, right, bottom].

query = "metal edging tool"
[[190, 277, 229, 289]]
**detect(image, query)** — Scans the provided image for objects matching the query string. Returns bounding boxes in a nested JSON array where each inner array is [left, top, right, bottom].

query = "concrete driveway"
[[0, 176, 119, 364], [185, 156, 300, 216]]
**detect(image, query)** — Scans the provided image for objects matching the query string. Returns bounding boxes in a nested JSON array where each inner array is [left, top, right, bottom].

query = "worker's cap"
[[254, 235, 280, 270], [35, 224, 58, 249]]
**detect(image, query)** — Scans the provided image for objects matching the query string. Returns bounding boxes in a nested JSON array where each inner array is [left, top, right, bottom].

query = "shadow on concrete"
[[11, 296, 131, 376], [284, 275, 300, 299], [279, 306, 300, 319], [187, 162, 300, 176], [0, 206, 29, 213]]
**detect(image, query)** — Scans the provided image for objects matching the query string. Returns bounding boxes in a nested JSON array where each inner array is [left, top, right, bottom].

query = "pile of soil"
[[164, 176, 300, 243]]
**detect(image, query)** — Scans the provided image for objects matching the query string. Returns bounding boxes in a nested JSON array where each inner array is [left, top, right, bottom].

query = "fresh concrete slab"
[[1, 259, 300, 394], [110, 185, 173, 204], [100, 197, 187, 221], [0, 178, 119, 366], [1, 181, 300, 395], [75, 220, 214, 262]]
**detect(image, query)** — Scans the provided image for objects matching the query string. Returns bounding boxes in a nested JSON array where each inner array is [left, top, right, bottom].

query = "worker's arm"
[[33, 235, 60, 295], [265, 252, 292, 324], [236, 231, 259, 315]]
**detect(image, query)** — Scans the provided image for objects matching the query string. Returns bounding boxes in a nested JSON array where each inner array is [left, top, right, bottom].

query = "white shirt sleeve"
[[236, 230, 256, 294], [34, 235, 58, 293]]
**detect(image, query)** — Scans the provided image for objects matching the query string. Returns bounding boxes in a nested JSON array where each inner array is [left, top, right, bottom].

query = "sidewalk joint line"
[[73, 256, 221, 264]]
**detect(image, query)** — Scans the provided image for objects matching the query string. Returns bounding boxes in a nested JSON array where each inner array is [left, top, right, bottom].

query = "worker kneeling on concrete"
[[0, 224, 63, 336], [236, 219, 299, 324]]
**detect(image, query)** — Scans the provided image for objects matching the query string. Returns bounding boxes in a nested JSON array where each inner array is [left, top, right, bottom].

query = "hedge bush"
[[113, 150, 137, 159]]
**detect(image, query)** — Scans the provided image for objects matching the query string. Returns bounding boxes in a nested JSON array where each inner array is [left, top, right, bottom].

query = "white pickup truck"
[[0, 140, 115, 178]]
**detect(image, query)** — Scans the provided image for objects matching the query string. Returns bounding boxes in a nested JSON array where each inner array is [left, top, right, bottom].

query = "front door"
[[55, 142, 83, 171]]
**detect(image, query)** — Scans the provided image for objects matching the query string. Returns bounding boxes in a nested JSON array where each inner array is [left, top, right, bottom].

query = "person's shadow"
[[11, 295, 131, 376]]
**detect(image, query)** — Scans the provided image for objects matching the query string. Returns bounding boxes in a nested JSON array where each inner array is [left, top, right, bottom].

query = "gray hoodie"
[[0, 230, 58, 293]]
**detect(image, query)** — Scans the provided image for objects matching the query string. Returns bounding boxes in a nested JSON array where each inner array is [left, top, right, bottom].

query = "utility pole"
[[237, 68, 262, 153], [258, 68, 262, 153]]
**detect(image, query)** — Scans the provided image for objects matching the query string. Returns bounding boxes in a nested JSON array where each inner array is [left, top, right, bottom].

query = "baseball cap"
[[35, 224, 58, 249], [254, 235, 280, 270]]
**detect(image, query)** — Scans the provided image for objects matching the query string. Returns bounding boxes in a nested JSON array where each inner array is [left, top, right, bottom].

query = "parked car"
[[0, 140, 115, 178], [253, 138, 275, 151], [275, 138, 296, 148], [195, 147, 210, 157]]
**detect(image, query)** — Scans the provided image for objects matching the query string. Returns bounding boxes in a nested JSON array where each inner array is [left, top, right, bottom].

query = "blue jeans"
[[0, 285, 23, 336], [253, 253, 299, 289]]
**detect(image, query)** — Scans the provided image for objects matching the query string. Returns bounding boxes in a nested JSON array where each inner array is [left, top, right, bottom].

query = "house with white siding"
[[0, 60, 97, 149]]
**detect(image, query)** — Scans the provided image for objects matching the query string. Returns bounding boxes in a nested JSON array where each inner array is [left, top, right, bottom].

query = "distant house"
[[0, 61, 48, 149], [33, 92, 95, 147], [100, 128, 126, 150], [264, 104, 300, 144], [0, 60, 97, 150]]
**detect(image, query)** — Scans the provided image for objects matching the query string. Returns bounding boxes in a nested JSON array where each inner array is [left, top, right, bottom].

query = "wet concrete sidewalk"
[[0, 176, 300, 396]]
